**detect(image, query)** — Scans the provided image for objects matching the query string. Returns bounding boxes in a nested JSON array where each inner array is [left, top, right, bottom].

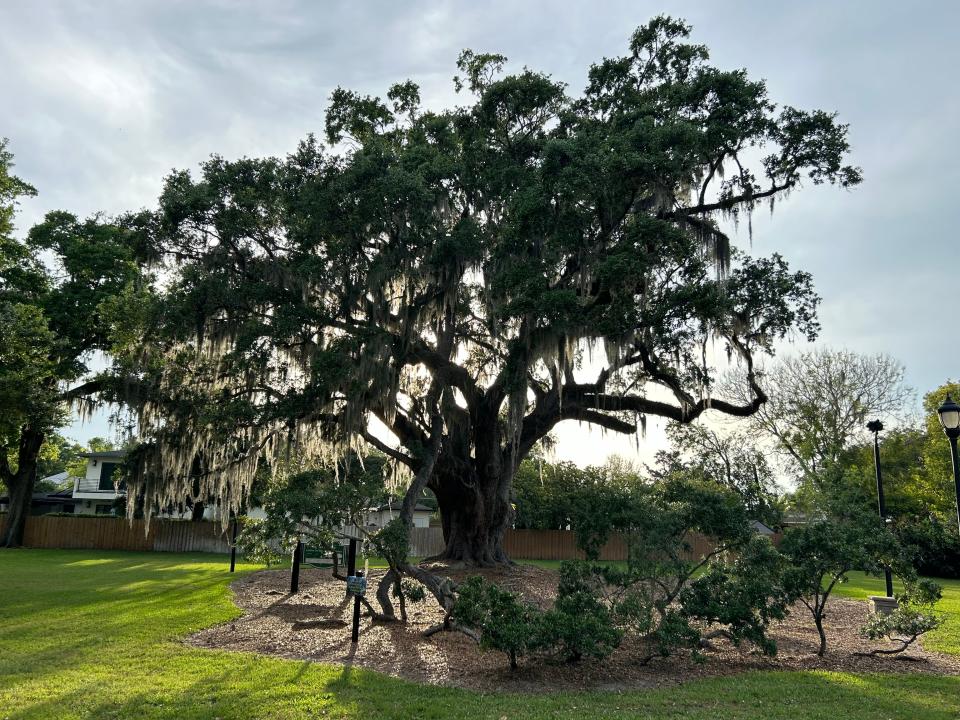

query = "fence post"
[[229, 517, 238, 573], [290, 540, 303, 594], [351, 570, 363, 644]]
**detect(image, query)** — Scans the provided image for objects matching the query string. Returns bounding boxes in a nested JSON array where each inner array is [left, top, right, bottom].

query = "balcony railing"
[[74, 478, 126, 494]]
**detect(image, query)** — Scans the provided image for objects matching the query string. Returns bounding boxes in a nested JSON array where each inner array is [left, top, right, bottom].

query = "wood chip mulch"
[[186, 565, 960, 693]]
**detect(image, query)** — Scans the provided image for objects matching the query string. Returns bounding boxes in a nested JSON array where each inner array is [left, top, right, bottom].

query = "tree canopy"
[[113, 17, 860, 563], [0, 139, 139, 545]]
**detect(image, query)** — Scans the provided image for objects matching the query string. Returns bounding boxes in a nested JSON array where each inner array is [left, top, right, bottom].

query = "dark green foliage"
[[897, 518, 960, 579], [400, 579, 426, 603], [451, 576, 545, 670], [371, 517, 411, 570], [542, 561, 622, 662], [569, 472, 789, 662], [452, 566, 621, 669], [679, 536, 791, 656], [237, 454, 388, 563]]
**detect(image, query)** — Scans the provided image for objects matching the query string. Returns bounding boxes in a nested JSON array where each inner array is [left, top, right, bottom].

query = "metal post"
[[229, 518, 238, 573], [351, 570, 363, 644], [950, 436, 960, 536], [290, 540, 303, 594], [346, 537, 357, 577], [871, 429, 894, 598]]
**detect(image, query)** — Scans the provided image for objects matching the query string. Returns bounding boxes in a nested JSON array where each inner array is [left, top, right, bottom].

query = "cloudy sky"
[[3, 1, 958, 465]]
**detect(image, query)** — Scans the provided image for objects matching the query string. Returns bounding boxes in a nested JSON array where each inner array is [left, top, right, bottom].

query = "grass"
[[1, 551, 959, 719]]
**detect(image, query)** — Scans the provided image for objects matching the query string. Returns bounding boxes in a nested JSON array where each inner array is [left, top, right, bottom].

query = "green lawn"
[[1, 551, 959, 719]]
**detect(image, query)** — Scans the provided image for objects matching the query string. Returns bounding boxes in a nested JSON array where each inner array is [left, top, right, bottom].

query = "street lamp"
[[867, 419, 894, 598], [936, 394, 960, 534]]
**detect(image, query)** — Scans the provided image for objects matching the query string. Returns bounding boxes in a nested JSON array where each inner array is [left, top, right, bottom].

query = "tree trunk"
[[2, 473, 33, 547], [814, 613, 827, 656], [432, 464, 513, 566], [1, 427, 44, 548]]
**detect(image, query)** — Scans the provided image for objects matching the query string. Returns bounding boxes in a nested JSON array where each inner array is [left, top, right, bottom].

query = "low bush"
[[451, 576, 545, 670], [679, 535, 792, 657], [541, 561, 622, 662], [860, 579, 944, 655]]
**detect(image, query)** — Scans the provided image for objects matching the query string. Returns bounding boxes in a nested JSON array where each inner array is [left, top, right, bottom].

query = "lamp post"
[[867, 419, 894, 598], [936, 394, 960, 534]]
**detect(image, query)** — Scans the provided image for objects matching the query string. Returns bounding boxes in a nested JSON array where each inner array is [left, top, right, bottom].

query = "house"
[[0, 450, 127, 517], [70, 450, 127, 515], [363, 501, 433, 529], [2, 448, 434, 528]]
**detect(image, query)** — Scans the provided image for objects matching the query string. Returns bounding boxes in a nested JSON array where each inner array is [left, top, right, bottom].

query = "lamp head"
[[938, 394, 960, 439]]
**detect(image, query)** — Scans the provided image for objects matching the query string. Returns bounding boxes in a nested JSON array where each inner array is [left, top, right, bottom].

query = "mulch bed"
[[187, 564, 960, 693]]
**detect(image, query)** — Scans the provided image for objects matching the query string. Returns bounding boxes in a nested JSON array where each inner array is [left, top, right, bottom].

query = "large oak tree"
[[0, 140, 140, 546], [117, 18, 859, 564]]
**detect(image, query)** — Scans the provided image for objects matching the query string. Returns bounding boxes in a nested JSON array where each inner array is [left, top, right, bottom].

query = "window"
[[95, 504, 112, 515], [97, 462, 118, 491]]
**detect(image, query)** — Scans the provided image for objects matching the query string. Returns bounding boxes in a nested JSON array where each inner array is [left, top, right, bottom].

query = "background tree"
[[740, 348, 911, 487], [115, 17, 859, 565], [654, 422, 781, 524], [0, 141, 139, 546], [834, 380, 960, 578], [511, 456, 646, 530], [919, 381, 960, 519]]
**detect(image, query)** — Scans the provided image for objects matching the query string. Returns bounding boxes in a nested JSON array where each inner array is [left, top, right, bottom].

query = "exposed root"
[[423, 618, 480, 643], [359, 596, 398, 623]]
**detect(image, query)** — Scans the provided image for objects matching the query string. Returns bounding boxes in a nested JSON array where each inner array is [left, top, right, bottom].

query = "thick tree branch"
[[360, 430, 417, 469]]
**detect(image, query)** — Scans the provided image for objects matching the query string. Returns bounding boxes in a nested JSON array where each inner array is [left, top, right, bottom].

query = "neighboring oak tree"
[[0, 140, 139, 546], [114, 17, 859, 565]]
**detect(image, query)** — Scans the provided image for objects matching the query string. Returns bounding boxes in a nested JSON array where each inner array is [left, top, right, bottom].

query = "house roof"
[[40, 471, 71, 485], [0, 488, 75, 504], [79, 450, 126, 459], [750, 519, 776, 535]]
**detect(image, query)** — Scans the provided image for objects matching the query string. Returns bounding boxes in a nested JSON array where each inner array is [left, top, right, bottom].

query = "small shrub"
[[236, 517, 286, 567], [371, 517, 410, 570], [679, 536, 791, 656], [399, 579, 426, 603], [860, 578, 943, 656], [861, 607, 943, 655], [541, 561, 622, 662], [451, 576, 544, 670]]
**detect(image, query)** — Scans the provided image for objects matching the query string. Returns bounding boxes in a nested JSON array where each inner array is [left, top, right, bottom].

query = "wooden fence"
[[1, 515, 232, 554], [410, 527, 728, 561], [2, 515, 776, 560]]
